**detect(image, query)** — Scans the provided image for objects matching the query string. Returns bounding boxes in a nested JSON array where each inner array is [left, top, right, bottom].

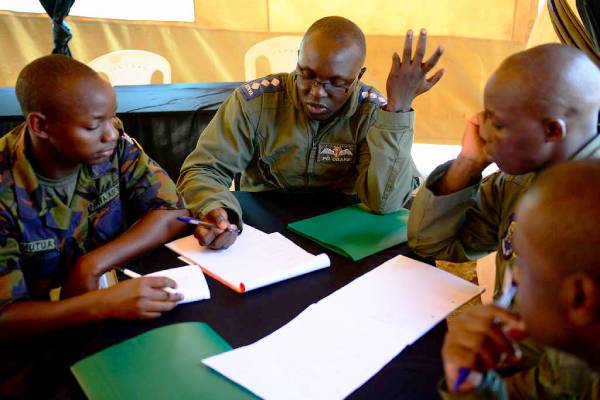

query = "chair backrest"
[[244, 36, 303, 81], [88, 50, 172, 86]]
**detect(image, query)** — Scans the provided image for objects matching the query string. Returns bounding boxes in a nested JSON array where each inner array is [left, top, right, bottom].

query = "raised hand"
[[385, 28, 445, 112]]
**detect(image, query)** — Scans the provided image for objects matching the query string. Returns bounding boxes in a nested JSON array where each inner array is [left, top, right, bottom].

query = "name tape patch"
[[21, 238, 56, 253], [89, 184, 120, 213]]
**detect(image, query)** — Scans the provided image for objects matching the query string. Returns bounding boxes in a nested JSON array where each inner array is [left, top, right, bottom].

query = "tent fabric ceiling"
[[0, 0, 562, 143]]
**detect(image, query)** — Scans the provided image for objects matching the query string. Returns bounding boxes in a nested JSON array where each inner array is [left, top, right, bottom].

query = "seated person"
[[0, 54, 189, 342], [408, 44, 600, 294], [440, 159, 600, 398], [178, 16, 445, 249]]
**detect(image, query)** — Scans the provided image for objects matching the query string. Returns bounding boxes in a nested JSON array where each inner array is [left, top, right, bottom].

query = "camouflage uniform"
[[0, 123, 184, 310], [178, 71, 421, 223]]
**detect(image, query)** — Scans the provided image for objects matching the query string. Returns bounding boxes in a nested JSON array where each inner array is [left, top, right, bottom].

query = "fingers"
[[422, 46, 444, 73], [442, 305, 522, 374], [194, 225, 217, 246], [206, 208, 230, 230], [423, 68, 445, 91], [414, 28, 427, 64], [208, 229, 238, 250], [402, 30, 413, 62]]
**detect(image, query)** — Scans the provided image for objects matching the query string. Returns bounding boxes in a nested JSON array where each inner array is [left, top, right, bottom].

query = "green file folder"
[[287, 204, 410, 261], [71, 322, 258, 400]]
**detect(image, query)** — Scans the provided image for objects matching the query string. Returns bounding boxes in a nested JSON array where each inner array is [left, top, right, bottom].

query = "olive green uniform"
[[178, 71, 420, 223], [409, 135, 600, 399]]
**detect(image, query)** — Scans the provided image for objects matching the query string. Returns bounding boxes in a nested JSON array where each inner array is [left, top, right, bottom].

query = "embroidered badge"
[[240, 76, 283, 101], [501, 213, 517, 260], [317, 143, 356, 163], [21, 238, 57, 253], [88, 183, 120, 213]]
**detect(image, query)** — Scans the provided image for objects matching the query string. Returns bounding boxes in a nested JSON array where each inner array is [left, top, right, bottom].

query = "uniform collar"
[[11, 123, 74, 230]]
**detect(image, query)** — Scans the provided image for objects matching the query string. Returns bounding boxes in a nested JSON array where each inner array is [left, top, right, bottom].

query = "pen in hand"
[[177, 216, 240, 234], [117, 267, 179, 295], [452, 283, 521, 391]]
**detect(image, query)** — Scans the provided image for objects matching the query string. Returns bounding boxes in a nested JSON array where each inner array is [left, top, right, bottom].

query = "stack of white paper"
[[146, 264, 210, 304], [166, 225, 330, 293], [203, 255, 482, 400]]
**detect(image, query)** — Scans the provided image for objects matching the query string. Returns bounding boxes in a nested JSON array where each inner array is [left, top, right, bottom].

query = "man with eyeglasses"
[[178, 16, 444, 250]]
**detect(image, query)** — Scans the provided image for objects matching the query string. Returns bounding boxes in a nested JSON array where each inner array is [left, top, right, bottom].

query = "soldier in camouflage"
[[0, 55, 188, 344], [178, 16, 445, 250]]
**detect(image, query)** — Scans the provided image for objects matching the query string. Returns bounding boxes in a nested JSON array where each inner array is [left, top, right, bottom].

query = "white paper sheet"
[[165, 225, 330, 293], [146, 265, 210, 304], [203, 255, 482, 400]]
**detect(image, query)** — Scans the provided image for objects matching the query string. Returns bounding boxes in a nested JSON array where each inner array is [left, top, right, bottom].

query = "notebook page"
[[147, 265, 210, 304]]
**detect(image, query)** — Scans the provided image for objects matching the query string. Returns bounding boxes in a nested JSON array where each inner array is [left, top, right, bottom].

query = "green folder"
[[71, 322, 258, 400], [288, 204, 410, 261]]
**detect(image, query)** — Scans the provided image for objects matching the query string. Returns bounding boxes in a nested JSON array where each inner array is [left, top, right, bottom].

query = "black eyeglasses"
[[295, 64, 360, 95]]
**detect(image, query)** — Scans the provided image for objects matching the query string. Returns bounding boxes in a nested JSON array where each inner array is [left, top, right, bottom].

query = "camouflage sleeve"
[[408, 162, 502, 262], [0, 193, 28, 311], [354, 108, 421, 214], [177, 89, 258, 224], [117, 133, 185, 214]]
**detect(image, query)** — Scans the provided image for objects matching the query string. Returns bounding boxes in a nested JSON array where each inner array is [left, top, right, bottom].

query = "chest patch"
[[501, 213, 517, 260], [21, 238, 57, 253], [317, 143, 356, 163], [89, 183, 120, 213]]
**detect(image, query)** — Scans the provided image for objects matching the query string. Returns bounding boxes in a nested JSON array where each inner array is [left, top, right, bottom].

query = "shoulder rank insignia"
[[358, 87, 387, 107], [240, 76, 283, 101]]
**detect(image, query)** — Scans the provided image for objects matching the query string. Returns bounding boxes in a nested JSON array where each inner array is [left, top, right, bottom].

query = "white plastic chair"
[[244, 36, 303, 81], [88, 50, 171, 86]]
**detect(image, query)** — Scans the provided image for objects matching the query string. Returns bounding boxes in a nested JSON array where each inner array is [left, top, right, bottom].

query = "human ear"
[[563, 273, 599, 326], [543, 118, 566, 142], [26, 112, 49, 139]]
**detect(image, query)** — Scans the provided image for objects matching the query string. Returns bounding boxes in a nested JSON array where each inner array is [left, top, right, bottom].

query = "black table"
[[0, 83, 239, 181], [3, 192, 444, 399]]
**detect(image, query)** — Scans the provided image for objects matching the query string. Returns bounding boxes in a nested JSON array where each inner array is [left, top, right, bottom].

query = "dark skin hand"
[[442, 304, 527, 392], [385, 28, 445, 113], [0, 276, 182, 341], [193, 207, 239, 250]]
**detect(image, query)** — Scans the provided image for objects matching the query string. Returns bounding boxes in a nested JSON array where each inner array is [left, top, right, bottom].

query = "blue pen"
[[452, 283, 520, 391], [177, 216, 240, 233]]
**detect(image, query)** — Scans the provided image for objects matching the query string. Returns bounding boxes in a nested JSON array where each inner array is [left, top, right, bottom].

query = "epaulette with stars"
[[240, 76, 284, 101], [358, 86, 387, 107]]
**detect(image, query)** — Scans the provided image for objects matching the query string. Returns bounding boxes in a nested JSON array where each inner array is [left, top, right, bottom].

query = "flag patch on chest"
[[317, 143, 356, 163]]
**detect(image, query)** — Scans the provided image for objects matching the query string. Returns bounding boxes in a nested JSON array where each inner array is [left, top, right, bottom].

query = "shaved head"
[[487, 43, 600, 120], [300, 16, 366, 65], [481, 44, 600, 174], [516, 160, 600, 278], [16, 54, 107, 117]]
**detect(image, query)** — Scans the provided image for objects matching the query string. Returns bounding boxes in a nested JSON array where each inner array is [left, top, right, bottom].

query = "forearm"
[[177, 165, 242, 224], [433, 155, 488, 195], [0, 292, 108, 341], [86, 208, 189, 275], [355, 110, 418, 214]]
